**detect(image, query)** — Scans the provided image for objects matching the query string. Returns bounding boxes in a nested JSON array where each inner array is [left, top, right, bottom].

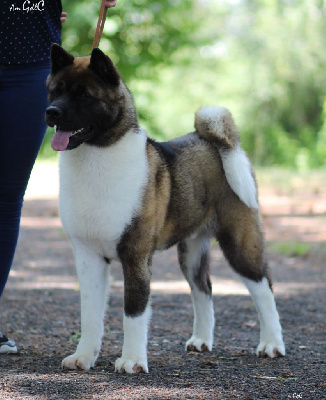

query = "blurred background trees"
[[42, 0, 326, 168]]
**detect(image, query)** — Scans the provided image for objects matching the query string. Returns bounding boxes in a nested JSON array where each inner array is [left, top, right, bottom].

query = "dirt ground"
[[0, 163, 325, 400]]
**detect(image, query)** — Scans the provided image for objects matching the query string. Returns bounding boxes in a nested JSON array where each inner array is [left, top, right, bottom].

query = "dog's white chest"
[[59, 129, 148, 259]]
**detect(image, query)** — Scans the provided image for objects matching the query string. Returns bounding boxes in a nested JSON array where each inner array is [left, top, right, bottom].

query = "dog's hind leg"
[[217, 209, 285, 358], [62, 244, 110, 370], [177, 235, 215, 352], [241, 276, 285, 357]]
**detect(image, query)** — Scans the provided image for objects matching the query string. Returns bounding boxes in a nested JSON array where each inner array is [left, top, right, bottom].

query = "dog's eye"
[[72, 83, 92, 100], [51, 81, 65, 98], [75, 91, 91, 100], [55, 81, 65, 93], [50, 90, 61, 101]]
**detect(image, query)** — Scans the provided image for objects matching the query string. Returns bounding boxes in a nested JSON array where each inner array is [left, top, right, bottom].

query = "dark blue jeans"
[[0, 61, 50, 297]]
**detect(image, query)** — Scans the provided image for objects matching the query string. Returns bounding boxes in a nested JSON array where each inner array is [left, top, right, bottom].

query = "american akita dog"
[[45, 44, 285, 373]]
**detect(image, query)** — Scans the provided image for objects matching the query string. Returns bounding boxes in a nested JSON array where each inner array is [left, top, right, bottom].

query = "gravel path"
[[0, 163, 325, 399]]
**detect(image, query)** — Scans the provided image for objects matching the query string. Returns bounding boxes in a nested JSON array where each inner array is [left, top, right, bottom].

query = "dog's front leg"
[[62, 244, 109, 370], [115, 251, 151, 374]]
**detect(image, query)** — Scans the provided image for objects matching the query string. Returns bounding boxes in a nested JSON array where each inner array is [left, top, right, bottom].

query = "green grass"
[[69, 332, 81, 344], [69, 325, 110, 344]]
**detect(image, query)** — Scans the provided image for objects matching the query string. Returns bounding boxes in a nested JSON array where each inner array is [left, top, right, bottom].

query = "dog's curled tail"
[[195, 106, 258, 209]]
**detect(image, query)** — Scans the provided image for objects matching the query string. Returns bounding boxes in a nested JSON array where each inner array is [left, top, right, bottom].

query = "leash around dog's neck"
[[93, 0, 108, 49]]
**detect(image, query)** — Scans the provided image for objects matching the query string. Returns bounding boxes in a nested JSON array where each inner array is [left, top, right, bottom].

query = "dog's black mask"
[[45, 44, 121, 151]]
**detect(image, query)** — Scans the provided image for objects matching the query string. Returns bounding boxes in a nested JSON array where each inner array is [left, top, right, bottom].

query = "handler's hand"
[[105, 0, 117, 8], [60, 12, 68, 23]]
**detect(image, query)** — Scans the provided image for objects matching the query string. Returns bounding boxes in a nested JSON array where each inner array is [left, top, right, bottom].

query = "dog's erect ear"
[[51, 44, 74, 74], [89, 48, 120, 86]]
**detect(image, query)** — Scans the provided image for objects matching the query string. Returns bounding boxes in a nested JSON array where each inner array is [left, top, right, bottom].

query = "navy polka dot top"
[[0, 0, 62, 65]]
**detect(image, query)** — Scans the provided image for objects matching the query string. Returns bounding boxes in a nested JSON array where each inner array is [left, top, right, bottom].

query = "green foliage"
[[40, 0, 326, 167], [236, 0, 326, 166], [39, 127, 57, 160], [269, 241, 311, 257]]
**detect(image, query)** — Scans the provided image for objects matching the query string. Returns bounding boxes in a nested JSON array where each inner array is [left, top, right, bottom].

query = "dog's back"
[[143, 107, 258, 251]]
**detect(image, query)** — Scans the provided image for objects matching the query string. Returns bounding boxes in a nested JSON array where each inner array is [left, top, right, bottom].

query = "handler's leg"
[[0, 62, 50, 297]]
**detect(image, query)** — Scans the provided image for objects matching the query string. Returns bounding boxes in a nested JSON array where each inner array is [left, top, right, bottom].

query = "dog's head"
[[46, 44, 137, 151]]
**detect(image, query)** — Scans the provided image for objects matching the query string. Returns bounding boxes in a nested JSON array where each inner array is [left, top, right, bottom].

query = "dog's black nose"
[[46, 105, 62, 119]]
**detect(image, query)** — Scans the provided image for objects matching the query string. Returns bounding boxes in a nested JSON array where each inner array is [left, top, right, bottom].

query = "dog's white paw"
[[115, 357, 148, 374], [256, 340, 285, 358], [62, 353, 96, 370], [186, 336, 212, 352]]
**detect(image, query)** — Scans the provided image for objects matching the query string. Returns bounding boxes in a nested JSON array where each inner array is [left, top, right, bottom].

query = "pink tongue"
[[51, 130, 73, 151]]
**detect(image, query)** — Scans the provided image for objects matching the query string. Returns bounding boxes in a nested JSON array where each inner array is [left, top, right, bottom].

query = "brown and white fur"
[[45, 44, 285, 374]]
